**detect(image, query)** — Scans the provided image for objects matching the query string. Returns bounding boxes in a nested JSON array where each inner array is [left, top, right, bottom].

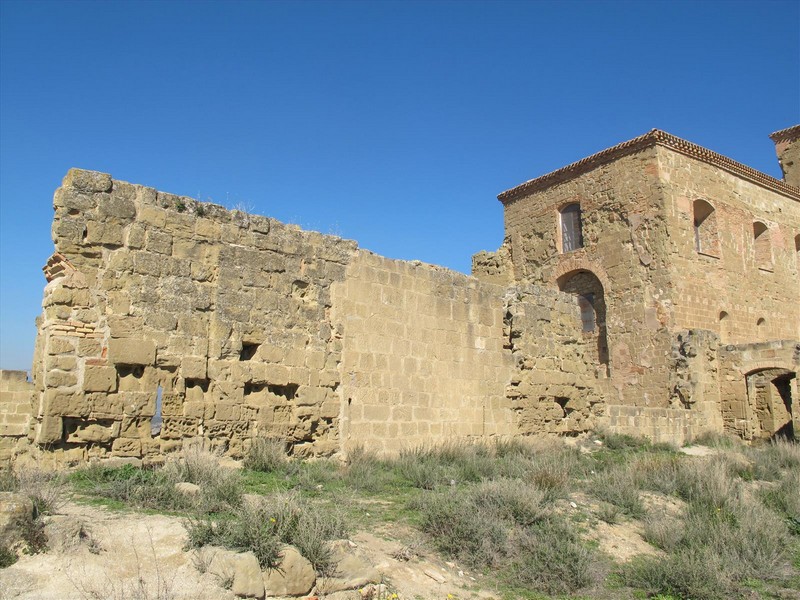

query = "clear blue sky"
[[1, 0, 798, 371]]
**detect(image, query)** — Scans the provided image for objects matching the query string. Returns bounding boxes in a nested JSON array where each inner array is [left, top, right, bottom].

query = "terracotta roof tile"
[[498, 129, 800, 204]]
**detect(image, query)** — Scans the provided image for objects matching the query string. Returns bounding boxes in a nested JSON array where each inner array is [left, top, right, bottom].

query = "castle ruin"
[[1, 126, 798, 463]]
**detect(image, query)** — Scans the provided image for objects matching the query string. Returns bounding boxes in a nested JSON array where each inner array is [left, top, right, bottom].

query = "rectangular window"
[[560, 204, 583, 252]]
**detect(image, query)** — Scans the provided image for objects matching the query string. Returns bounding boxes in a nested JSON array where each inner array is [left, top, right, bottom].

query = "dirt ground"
[[0, 500, 513, 600]]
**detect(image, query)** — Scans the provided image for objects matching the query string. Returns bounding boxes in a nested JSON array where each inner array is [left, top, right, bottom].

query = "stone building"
[[1, 126, 798, 462]]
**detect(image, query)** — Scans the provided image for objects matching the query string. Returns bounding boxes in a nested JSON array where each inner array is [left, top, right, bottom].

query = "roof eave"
[[498, 129, 800, 205]]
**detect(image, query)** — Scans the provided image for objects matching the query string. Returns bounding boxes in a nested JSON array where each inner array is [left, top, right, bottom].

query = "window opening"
[[560, 204, 583, 252], [692, 199, 718, 256], [151, 385, 163, 437], [753, 222, 772, 270], [578, 294, 596, 333], [719, 311, 730, 344]]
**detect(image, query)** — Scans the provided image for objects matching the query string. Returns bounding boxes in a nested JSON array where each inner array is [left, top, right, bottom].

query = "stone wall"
[[658, 146, 800, 344], [15, 169, 611, 462], [332, 252, 517, 454], [0, 371, 34, 460], [718, 340, 800, 440], [30, 169, 358, 462], [499, 148, 677, 409], [504, 285, 608, 435]]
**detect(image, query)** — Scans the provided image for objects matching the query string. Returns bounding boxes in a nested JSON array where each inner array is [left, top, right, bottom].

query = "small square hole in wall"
[[240, 342, 260, 361]]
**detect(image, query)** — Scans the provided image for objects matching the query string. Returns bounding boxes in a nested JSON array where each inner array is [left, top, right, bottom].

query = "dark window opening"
[[560, 204, 583, 253], [240, 342, 260, 361]]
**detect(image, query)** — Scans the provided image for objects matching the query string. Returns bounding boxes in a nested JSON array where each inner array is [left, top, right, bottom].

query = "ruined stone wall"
[[504, 285, 608, 436], [718, 341, 799, 440], [771, 125, 800, 188], [21, 168, 610, 462], [500, 147, 677, 409], [657, 146, 800, 344], [31, 169, 357, 462], [0, 371, 34, 460]]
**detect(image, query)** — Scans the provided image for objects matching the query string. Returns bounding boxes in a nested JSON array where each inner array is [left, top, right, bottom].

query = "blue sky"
[[1, 0, 798, 370]]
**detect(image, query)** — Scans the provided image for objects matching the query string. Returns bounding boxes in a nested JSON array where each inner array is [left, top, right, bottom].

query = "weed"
[[243, 437, 291, 474], [0, 545, 17, 568], [597, 502, 621, 525], [507, 517, 594, 595], [587, 467, 644, 517]]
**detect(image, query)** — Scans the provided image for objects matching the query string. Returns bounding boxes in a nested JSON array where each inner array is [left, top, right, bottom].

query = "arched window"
[[558, 270, 609, 372], [757, 317, 767, 341], [753, 222, 772, 270], [559, 204, 583, 253], [719, 311, 730, 344], [693, 199, 719, 256]]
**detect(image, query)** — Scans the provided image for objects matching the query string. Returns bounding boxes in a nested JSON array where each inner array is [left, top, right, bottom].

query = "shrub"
[[760, 470, 800, 521], [186, 494, 347, 574], [470, 478, 547, 527], [587, 467, 644, 518], [243, 437, 291, 474], [0, 545, 17, 568], [622, 548, 730, 600], [749, 438, 800, 481], [17, 469, 68, 516], [507, 517, 594, 595], [414, 488, 509, 568], [642, 511, 683, 552], [343, 445, 389, 493], [675, 457, 740, 512]]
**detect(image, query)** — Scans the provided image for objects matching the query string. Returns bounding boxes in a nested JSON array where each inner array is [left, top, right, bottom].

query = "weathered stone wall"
[[0, 371, 34, 460], [504, 285, 608, 435], [657, 146, 800, 344], [31, 169, 358, 462], [499, 148, 677, 409], [771, 125, 800, 188], [20, 169, 607, 462], [718, 341, 799, 440]]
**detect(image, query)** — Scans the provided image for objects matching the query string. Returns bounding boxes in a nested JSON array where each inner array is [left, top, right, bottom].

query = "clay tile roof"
[[769, 124, 800, 142], [498, 129, 800, 204]]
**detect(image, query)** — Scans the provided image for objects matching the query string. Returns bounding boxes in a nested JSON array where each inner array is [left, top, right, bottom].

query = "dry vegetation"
[[1, 433, 798, 600]]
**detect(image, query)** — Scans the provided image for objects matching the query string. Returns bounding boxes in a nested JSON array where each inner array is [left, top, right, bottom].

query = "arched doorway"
[[557, 269, 609, 373], [745, 368, 795, 440]]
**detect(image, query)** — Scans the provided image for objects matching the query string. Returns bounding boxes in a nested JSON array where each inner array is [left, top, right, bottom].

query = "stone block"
[[84, 366, 117, 392], [108, 338, 155, 366], [62, 169, 112, 193], [112, 437, 142, 457], [263, 545, 315, 596], [34, 416, 63, 444]]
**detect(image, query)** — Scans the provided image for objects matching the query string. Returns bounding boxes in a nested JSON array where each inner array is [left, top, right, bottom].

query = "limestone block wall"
[[332, 252, 518, 454], [0, 371, 34, 460], [500, 148, 677, 409], [31, 169, 358, 462], [658, 147, 800, 344], [503, 285, 608, 435]]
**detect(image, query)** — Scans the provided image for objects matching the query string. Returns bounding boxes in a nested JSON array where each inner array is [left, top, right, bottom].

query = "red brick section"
[[42, 252, 77, 282]]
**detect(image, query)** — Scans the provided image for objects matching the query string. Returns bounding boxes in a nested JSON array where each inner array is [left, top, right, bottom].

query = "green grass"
[[60, 434, 800, 600]]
